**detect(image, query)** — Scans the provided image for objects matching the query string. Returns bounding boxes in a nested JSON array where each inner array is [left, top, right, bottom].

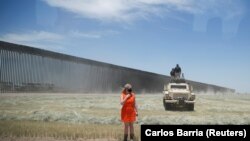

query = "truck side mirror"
[[190, 86, 193, 91]]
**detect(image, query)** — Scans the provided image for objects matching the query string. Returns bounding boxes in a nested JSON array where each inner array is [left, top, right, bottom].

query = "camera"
[[128, 88, 132, 93]]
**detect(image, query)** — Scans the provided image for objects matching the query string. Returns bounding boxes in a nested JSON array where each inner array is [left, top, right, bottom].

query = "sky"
[[0, 0, 249, 93]]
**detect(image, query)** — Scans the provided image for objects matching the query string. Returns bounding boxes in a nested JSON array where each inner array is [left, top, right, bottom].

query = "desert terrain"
[[0, 93, 250, 141]]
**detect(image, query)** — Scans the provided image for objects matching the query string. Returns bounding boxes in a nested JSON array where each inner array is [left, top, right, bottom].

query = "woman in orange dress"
[[120, 83, 138, 141]]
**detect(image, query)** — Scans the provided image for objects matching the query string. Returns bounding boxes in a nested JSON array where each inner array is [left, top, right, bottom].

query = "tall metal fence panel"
[[0, 41, 235, 93]]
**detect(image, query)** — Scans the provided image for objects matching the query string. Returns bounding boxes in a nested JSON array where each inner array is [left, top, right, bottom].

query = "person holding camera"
[[120, 83, 138, 141], [174, 64, 181, 78]]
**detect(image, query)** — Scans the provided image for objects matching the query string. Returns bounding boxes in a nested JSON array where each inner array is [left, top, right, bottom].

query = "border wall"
[[0, 41, 235, 93]]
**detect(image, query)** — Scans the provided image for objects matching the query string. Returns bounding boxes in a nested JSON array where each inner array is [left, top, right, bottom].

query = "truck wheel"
[[165, 104, 172, 110], [163, 99, 172, 110], [163, 99, 167, 110], [187, 104, 194, 111]]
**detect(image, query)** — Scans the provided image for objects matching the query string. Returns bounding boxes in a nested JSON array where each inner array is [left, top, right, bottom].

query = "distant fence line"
[[0, 41, 235, 93]]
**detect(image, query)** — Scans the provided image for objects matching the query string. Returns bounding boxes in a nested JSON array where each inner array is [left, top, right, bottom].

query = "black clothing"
[[170, 69, 175, 76], [175, 66, 181, 73]]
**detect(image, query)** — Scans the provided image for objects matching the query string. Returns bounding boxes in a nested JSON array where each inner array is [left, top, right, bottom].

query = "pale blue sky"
[[0, 0, 249, 93]]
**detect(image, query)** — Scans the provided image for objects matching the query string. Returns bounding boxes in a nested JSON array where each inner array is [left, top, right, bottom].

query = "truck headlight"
[[165, 94, 172, 100], [189, 94, 195, 101]]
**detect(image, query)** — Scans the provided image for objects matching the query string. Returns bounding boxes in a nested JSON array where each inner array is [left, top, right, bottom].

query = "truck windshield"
[[171, 85, 187, 89]]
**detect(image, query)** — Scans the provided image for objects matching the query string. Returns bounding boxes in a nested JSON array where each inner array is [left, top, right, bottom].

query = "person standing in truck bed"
[[174, 64, 181, 78], [170, 68, 175, 79]]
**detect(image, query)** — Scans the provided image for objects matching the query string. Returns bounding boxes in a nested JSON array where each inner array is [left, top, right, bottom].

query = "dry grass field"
[[0, 93, 250, 141]]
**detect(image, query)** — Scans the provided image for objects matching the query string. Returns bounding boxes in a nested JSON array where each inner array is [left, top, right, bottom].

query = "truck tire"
[[187, 104, 194, 111], [163, 99, 172, 110]]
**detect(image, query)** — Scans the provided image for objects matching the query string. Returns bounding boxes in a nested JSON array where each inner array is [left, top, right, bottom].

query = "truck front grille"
[[173, 93, 188, 100]]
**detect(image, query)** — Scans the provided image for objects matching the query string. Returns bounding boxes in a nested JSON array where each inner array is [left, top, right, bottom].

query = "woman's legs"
[[124, 122, 135, 140], [124, 123, 129, 141], [129, 122, 134, 140]]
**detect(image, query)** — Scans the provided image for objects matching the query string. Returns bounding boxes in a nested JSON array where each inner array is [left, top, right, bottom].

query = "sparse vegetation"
[[0, 120, 140, 141], [0, 93, 250, 140]]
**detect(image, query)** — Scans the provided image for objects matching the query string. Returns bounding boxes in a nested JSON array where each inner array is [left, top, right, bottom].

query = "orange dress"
[[121, 92, 136, 122]]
